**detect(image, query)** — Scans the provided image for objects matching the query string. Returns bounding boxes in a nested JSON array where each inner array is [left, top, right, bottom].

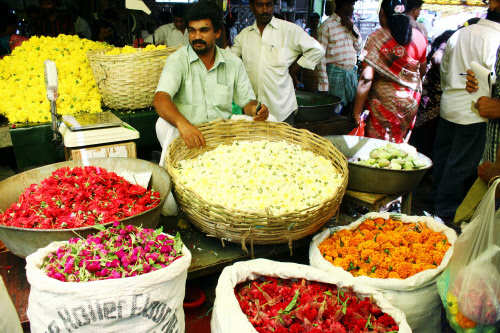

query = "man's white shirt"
[[232, 17, 325, 121], [440, 19, 500, 125], [145, 23, 188, 47]]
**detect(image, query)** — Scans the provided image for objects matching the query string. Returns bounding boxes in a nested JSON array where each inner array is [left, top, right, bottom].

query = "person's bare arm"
[[153, 92, 205, 148], [476, 96, 500, 119], [352, 64, 374, 122]]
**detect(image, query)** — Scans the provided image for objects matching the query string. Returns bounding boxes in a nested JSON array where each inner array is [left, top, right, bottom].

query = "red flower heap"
[[235, 277, 399, 333], [0, 166, 161, 229]]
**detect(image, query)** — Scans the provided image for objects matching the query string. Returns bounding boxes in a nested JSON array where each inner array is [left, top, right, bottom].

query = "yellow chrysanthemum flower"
[[105, 44, 166, 55], [0, 34, 108, 124]]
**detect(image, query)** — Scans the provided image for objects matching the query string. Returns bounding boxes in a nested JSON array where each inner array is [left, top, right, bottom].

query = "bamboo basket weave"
[[87, 47, 179, 110], [166, 120, 349, 252]]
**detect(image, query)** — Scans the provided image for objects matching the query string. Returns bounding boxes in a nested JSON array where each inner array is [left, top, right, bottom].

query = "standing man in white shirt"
[[317, 0, 361, 111], [231, 0, 325, 124], [146, 5, 188, 47], [433, 0, 500, 223]]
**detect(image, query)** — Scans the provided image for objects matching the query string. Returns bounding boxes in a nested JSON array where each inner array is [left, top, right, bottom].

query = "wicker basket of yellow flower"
[[87, 45, 179, 110], [166, 119, 349, 252]]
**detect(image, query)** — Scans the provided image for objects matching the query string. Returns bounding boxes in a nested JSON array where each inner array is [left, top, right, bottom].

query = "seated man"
[[153, 1, 269, 214]]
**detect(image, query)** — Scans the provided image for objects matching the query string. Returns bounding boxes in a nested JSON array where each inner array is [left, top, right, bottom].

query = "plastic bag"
[[349, 110, 370, 136], [0, 276, 23, 333], [210, 258, 411, 333], [438, 178, 500, 331]]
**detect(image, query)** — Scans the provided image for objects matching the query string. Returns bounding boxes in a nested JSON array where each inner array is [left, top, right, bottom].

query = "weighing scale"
[[44, 60, 140, 161]]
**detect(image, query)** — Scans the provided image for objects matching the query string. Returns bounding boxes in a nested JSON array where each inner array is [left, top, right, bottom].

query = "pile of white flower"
[[173, 140, 342, 215]]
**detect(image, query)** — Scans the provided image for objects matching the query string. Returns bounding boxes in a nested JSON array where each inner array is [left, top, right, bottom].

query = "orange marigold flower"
[[456, 312, 477, 328], [318, 218, 451, 279], [374, 268, 389, 279]]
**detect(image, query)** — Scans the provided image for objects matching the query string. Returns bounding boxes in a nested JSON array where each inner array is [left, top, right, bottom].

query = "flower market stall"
[[0, 29, 498, 333]]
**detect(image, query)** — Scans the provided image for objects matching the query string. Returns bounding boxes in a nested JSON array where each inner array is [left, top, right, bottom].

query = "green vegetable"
[[280, 289, 300, 314], [354, 143, 426, 170]]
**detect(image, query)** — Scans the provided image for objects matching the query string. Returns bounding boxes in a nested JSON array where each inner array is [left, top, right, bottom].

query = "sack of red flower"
[[0, 166, 161, 229], [211, 258, 411, 333], [25, 222, 191, 333], [310, 212, 457, 333]]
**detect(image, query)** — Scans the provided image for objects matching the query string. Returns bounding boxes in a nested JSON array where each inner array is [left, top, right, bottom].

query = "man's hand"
[[253, 103, 269, 121], [479, 148, 500, 184], [478, 161, 494, 183], [465, 69, 478, 93], [177, 121, 206, 148], [475, 96, 500, 119], [243, 100, 269, 121]]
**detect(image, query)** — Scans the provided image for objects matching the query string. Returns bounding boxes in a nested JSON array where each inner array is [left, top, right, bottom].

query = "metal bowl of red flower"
[[0, 158, 170, 258]]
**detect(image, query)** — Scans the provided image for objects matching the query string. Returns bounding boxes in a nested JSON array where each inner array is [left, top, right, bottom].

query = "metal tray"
[[325, 135, 432, 194], [0, 158, 170, 258]]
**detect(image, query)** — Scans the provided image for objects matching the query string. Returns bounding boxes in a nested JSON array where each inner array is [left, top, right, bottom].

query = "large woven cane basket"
[[166, 120, 348, 249], [87, 47, 179, 110]]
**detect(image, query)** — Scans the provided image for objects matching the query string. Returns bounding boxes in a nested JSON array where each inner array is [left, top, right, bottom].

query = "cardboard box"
[[67, 141, 136, 161]]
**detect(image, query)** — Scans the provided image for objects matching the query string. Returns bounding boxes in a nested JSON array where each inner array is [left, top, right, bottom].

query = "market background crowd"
[[1, 0, 500, 227]]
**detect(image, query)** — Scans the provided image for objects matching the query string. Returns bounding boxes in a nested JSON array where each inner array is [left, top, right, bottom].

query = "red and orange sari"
[[361, 28, 427, 143]]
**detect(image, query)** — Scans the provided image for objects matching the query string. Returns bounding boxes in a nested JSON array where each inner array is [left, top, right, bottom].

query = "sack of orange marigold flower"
[[25, 222, 191, 333], [211, 258, 411, 333], [309, 212, 457, 333]]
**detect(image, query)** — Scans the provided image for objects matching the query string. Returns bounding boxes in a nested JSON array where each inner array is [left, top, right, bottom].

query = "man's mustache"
[[191, 39, 207, 46]]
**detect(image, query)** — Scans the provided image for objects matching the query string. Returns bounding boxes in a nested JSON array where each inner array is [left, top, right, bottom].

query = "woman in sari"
[[353, 0, 427, 143]]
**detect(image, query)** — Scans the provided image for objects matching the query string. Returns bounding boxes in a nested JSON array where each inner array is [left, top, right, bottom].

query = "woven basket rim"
[[166, 119, 348, 220], [87, 46, 180, 61]]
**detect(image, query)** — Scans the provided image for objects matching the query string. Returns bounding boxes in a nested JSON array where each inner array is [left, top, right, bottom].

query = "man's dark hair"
[[249, 0, 275, 5], [172, 5, 186, 19], [158, 10, 173, 25], [405, 0, 424, 12], [185, 1, 223, 32], [335, 0, 356, 10]]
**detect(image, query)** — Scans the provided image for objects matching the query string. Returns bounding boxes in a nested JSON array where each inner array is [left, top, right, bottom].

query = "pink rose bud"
[[86, 261, 100, 273], [110, 270, 121, 279], [157, 234, 167, 242]]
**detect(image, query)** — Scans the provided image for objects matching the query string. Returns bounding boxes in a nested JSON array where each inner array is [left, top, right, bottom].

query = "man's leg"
[[327, 64, 349, 110], [156, 117, 180, 167], [282, 112, 296, 125], [434, 121, 486, 218], [156, 117, 180, 216], [432, 118, 454, 219]]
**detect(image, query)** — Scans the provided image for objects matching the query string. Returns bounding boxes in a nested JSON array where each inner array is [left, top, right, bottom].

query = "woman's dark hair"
[[405, 0, 423, 12], [427, 29, 454, 62], [381, 0, 412, 46], [185, 1, 223, 32]]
